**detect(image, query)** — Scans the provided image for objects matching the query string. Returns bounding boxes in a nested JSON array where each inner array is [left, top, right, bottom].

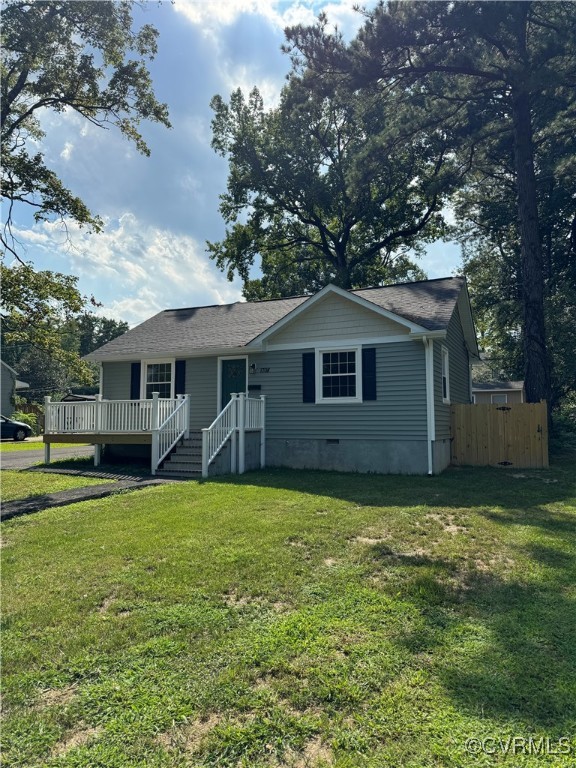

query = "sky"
[[10, 0, 462, 327]]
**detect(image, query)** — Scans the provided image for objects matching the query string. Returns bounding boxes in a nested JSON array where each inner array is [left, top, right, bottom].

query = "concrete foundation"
[[266, 438, 433, 475], [433, 438, 451, 474]]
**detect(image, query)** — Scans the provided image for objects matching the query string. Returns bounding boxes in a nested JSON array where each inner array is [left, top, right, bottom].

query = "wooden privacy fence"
[[451, 401, 549, 468]]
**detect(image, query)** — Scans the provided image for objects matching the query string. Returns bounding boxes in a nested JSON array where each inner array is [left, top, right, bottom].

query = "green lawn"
[[2, 456, 575, 767], [0, 441, 89, 452], [1, 470, 115, 502]]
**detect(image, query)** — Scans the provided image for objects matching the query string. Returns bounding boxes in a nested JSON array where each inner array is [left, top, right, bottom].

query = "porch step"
[[157, 430, 229, 478]]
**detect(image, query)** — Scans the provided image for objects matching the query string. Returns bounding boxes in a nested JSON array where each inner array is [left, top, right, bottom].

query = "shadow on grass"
[[208, 459, 574, 513], [364, 534, 576, 729]]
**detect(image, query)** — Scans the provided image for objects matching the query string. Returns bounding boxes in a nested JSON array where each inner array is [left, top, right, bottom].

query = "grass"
[[0, 441, 89, 452], [2, 453, 575, 767], [1, 470, 115, 502]]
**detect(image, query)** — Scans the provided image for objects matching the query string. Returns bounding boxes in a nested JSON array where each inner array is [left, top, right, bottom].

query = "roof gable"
[[249, 284, 424, 347]]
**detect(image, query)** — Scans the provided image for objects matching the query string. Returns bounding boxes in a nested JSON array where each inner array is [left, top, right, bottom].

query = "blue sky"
[[11, 0, 462, 326]]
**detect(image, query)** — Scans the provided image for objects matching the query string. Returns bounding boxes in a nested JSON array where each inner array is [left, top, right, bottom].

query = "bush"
[[11, 410, 40, 436]]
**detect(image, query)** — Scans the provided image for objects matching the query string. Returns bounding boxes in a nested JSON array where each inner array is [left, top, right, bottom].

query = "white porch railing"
[[201, 393, 266, 479], [152, 394, 190, 474], [44, 395, 182, 434], [44, 394, 190, 474]]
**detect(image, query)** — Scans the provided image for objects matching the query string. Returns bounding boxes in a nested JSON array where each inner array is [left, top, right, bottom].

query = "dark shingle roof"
[[353, 277, 464, 331], [87, 277, 465, 361]]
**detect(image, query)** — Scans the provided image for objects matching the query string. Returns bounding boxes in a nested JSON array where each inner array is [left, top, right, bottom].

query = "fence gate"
[[451, 401, 548, 468]]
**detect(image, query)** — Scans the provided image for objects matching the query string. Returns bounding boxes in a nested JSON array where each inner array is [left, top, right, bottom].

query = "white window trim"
[[141, 358, 175, 399], [315, 346, 363, 404], [441, 346, 450, 404], [491, 393, 508, 404]]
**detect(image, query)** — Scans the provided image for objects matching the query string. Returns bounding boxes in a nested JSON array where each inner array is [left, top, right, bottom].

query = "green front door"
[[221, 358, 247, 410]]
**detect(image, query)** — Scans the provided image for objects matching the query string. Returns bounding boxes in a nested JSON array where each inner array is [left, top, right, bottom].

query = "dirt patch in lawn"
[[157, 713, 223, 753], [51, 724, 103, 756], [37, 684, 78, 709]]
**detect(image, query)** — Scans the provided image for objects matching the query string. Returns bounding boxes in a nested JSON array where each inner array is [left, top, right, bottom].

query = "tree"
[[208, 73, 456, 298], [1, 285, 130, 400], [286, 1, 576, 404], [1, 0, 170, 258]]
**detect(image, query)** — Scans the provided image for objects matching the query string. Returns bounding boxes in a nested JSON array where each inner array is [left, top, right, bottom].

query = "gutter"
[[422, 336, 435, 476]]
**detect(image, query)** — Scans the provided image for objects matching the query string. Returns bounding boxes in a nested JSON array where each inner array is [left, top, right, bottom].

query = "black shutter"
[[302, 352, 315, 403], [175, 360, 186, 396], [362, 348, 377, 401], [130, 362, 141, 400]]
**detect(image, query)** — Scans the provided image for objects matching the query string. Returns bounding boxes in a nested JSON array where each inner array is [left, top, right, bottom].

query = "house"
[[472, 380, 525, 404], [1, 360, 29, 415], [43, 277, 479, 476]]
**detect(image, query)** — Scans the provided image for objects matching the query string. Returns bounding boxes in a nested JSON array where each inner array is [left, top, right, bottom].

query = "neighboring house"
[[44, 277, 479, 476], [472, 381, 525, 404], [0, 360, 29, 415], [61, 393, 97, 402]]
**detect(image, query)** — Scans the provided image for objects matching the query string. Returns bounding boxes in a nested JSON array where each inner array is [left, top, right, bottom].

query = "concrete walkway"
[[1, 476, 173, 521]]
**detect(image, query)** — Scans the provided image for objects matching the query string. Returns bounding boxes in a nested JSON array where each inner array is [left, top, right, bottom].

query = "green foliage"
[[1, 263, 129, 398], [0, 0, 170, 257], [9, 410, 38, 435], [209, 73, 456, 296], [286, 1, 576, 404]]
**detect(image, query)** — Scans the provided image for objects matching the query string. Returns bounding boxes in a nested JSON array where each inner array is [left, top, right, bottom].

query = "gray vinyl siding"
[[185, 356, 218, 430], [269, 291, 410, 345], [102, 362, 132, 400], [434, 307, 471, 439], [247, 342, 427, 441]]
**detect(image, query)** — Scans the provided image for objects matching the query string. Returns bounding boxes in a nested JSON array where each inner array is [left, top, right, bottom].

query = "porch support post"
[[94, 444, 101, 467], [44, 441, 51, 465], [260, 395, 266, 469], [95, 394, 102, 433], [230, 394, 238, 474], [201, 428, 209, 478], [238, 392, 246, 474], [151, 392, 159, 475], [44, 396, 51, 433], [184, 394, 190, 439]]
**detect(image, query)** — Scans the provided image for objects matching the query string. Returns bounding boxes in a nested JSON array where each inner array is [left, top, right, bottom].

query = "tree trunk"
[[511, 87, 550, 404]]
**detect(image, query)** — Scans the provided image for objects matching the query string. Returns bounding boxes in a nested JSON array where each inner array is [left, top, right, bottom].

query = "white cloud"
[[13, 214, 243, 326], [173, 0, 365, 36], [60, 141, 74, 161]]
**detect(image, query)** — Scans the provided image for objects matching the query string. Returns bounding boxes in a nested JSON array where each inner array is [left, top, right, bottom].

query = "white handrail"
[[202, 395, 237, 478], [152, 395, 190, 474], [201, 393, 266, 479]]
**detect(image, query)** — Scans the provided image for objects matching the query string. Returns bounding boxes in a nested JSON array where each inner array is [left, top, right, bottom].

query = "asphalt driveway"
[[1, 444, 94, 469]]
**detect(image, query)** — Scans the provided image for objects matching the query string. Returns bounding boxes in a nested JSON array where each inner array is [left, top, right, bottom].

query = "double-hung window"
[[441, 346, 450, 404], [317, 347, 362, 403], [142, 360, 174, 399]]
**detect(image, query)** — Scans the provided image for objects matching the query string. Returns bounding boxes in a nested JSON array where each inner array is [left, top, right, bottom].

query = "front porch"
[[43, 392, 266, 477]]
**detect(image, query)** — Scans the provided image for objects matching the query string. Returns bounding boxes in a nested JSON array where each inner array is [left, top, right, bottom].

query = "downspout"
[[422, 337, 435, 476]]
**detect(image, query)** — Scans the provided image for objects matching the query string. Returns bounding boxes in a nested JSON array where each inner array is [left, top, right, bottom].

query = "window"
[[317, 348, 362, 403], [491, 393, 508, 404], [143, 360, 174, 399], [441, 346, 450, 404]]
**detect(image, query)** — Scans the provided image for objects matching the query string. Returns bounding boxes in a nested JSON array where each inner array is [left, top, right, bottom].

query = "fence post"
[[201, 428, 209, 478], [260, 395, 266, 469], [238, 392, 246, 474]]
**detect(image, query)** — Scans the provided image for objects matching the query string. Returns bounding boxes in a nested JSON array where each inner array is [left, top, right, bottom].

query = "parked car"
[[1, 415, 32, 441]]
